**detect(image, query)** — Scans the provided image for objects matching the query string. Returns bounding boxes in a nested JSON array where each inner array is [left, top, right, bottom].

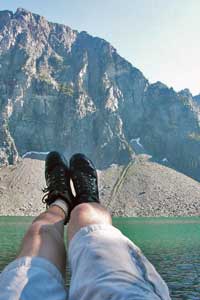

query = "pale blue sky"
[[1, 0, 200, 95]]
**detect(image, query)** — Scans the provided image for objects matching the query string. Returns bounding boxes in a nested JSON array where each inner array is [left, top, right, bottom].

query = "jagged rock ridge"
[[0, 8, 200, 180]]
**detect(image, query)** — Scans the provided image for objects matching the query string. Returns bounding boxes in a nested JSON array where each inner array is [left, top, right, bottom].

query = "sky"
[[1, 0, 200, 95]]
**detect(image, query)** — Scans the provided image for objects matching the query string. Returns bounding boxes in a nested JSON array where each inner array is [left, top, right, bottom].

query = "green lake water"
[[0, 216, 200, 299]]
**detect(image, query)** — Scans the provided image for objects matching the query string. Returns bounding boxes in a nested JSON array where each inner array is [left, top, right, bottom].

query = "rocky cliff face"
[[0, 8, 200, 180], [142, 86, 200, 179]]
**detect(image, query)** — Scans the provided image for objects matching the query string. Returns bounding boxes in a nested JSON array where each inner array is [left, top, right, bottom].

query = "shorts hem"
[[1, 256, 65, 286]]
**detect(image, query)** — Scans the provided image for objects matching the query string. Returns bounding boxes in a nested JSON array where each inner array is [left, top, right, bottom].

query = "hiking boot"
[[42, 151, 74, 222], [70, 153, 100, 205]]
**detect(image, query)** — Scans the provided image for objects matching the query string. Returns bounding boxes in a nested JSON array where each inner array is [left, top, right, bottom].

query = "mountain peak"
[[0, 10, 13, 16], [0, 10, 13, 29], [14, 7, 46, 25], [15, 7, 30, 15], [0, 8, 200, 182], [178, 88, 192, 97], [151, 81, 168, 90]]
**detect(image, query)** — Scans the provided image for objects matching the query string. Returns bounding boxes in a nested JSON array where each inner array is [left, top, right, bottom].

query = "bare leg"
[[67, 203, 171, 300], [67, 202, 112, 243], [18, 205, 66, 277]]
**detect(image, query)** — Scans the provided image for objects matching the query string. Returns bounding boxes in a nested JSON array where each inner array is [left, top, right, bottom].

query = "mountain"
[[0, 8, 200, 180], [0, 156, 199, 216]]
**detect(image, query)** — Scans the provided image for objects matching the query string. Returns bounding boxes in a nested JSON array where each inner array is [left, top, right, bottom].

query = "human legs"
[[18, 151, 74, 277], [67, 153, 171, 299], [0, 152, 72, 300], [67, 203, 171, 300], [0, 205, 68, 300], [18, 205, 66, 276], [0, 150, 171, 300]]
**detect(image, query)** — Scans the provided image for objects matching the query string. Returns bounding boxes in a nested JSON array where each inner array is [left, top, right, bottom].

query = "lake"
[[0, 216, 200, 299]]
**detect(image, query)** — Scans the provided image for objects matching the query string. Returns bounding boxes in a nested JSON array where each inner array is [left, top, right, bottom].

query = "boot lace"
[[42, 167, 68, 204], [73, 172, 97, 196]]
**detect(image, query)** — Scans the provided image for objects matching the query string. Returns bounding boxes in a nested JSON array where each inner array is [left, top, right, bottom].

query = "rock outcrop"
[[0, 8, 200, 180]]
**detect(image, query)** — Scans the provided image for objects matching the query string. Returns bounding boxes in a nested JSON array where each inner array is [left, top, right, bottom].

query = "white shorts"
[[0, 224, 171, 300]]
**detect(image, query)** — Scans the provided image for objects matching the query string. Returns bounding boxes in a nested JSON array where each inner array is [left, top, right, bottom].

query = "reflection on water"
[[0, 216, 200, 299]]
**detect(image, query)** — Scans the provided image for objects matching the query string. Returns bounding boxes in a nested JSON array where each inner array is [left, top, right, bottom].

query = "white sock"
[[50, 199, 69, 218]]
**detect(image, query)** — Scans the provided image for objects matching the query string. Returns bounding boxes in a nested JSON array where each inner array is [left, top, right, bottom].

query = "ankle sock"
[[50, 199, 69, 218]]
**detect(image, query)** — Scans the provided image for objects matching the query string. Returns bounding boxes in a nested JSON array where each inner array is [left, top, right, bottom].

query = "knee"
[[69, 202, 112, 226], [25, 220, 64, 245], [33, 211, 52, 224], [70, 203, 94, 219], [67, 203, 112, 242], [27, 221, 49, 238]]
